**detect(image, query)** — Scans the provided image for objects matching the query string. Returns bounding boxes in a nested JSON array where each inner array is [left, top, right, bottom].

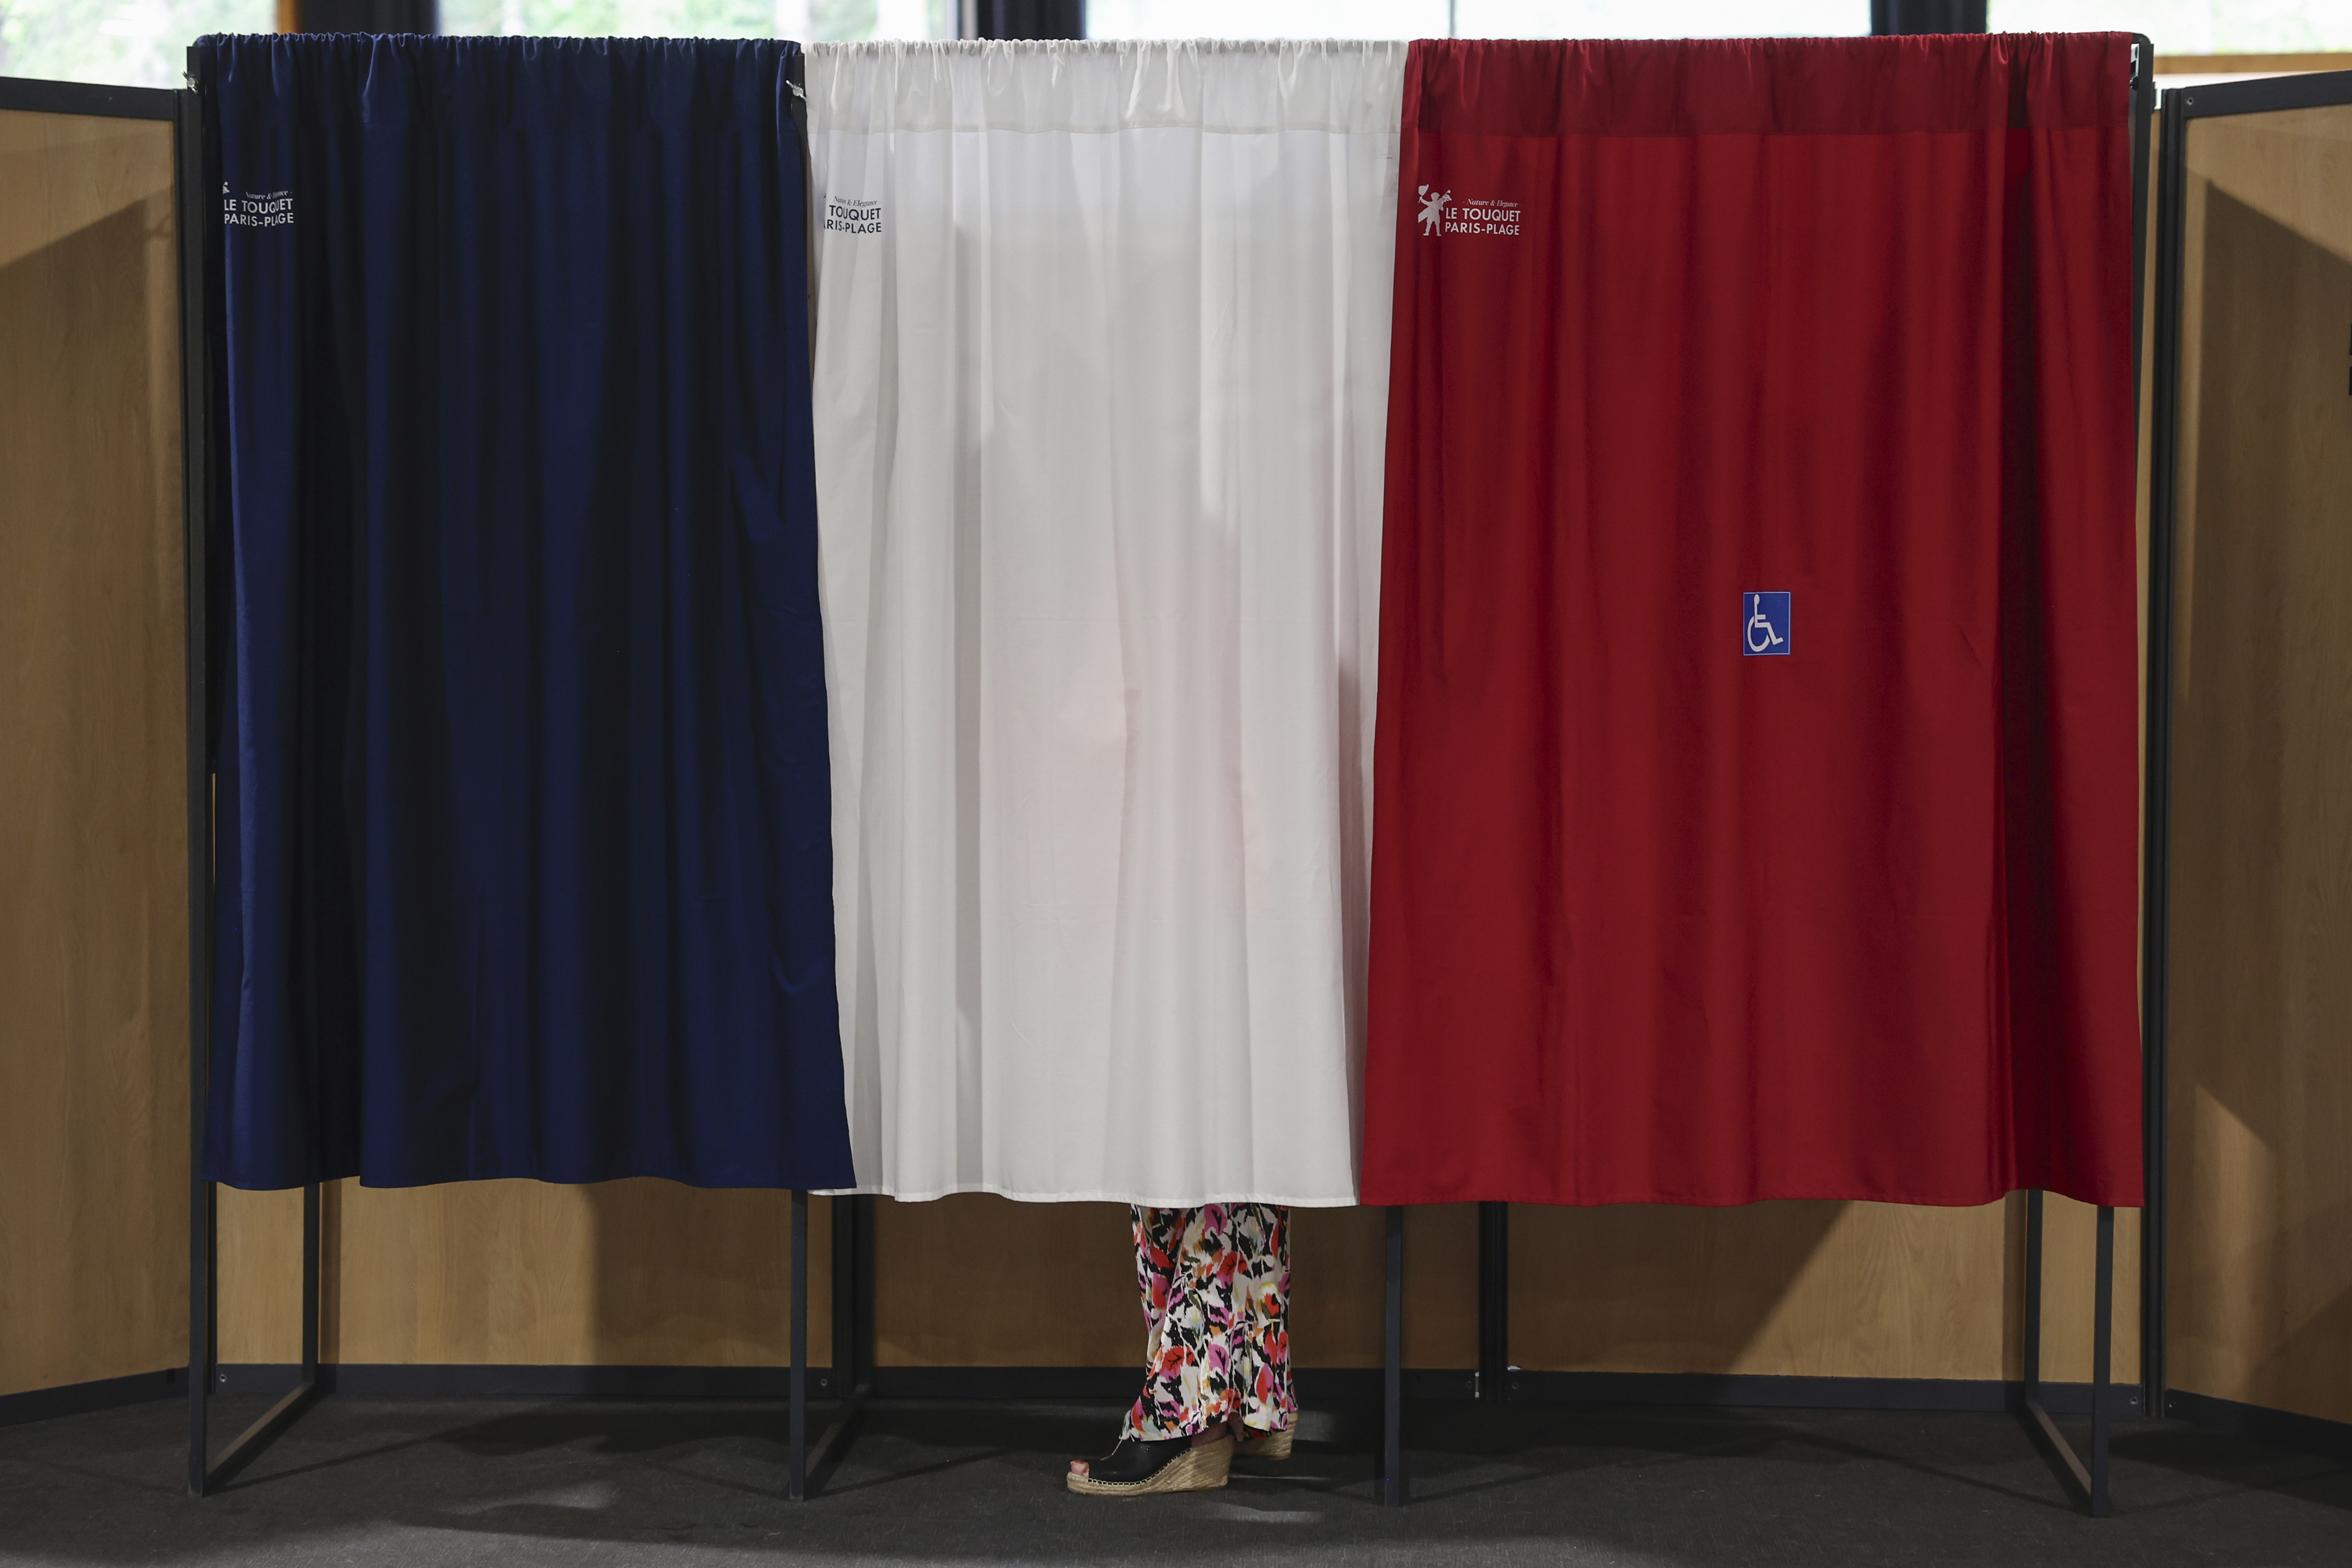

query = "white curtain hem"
[[810, 1183, 1364, 1207]]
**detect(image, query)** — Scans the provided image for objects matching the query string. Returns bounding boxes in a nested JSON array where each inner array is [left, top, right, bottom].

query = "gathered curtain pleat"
[[196, 30, 2141, 1212], [202, 33, 852, 1190], [1363, 34, 2145, 1209], [807, 39, 1402, 1205]]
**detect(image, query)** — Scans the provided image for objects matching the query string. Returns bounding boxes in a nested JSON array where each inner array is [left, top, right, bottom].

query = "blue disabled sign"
[[1744, 591, 1791, 657]]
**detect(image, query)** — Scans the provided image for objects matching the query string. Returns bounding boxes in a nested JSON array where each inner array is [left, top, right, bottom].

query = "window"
[[1450, 0, 1860, 37], [438, 0, 955, 39], [1086, 0, 1445, 37], [26, 4, 2349, 96], [1989, 1, 2352, 55], [1088, 0, 1862, 39], [0, 1, 277, 88]]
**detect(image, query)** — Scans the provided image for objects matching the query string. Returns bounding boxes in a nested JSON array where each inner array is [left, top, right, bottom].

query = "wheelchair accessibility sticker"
[[1744, 591, 1791, 657]]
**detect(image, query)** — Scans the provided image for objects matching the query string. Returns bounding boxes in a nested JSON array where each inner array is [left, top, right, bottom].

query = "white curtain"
[[807, 40, 1400, 1205]]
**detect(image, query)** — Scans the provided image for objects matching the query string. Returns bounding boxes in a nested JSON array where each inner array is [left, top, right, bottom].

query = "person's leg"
[[1069, 1205, 1243, 1493], [1232, 1203, 1295, 1438], [1121, 1203, 1242, 1440], [1125, 1204, 1190, 1440]]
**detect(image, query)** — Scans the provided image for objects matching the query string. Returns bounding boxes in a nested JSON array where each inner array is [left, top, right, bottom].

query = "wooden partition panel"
[[1512, 1198, 2135, 1384], [0, 108, 186, 1399], [2166, 102, 2352, 1429], [871, 1198, 1130, 1369], [224, 1189, 1482, 1373], [226, 1183, 2134, 1388], [220, 1181, 827, 1367], [871, 1198, 1477, 1370]]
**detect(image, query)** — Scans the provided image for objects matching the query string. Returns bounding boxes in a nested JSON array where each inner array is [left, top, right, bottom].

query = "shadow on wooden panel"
[[2031, 1195, 2142, 1386], [2168, 154, 2352, 1427], [218, 1179, 824, 1369], [1290, 1204, 1476, 1370], [219, 1181, 2131, 1381], [1510, 1201, 1847, 1377], [1509, 1198, 2136, 1385], [0, 111, 185, 1399], [585, 1180, 827, 1368]]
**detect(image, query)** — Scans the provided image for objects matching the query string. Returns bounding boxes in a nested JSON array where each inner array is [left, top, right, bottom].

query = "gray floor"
[[3, 1394, 2348, 1566]]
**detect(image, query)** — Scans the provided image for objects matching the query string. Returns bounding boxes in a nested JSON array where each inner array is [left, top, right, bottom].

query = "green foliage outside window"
[[0, 1, 272, 89], [440, 0, 932, 40]]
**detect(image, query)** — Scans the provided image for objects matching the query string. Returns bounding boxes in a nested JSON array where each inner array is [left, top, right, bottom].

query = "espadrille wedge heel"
[[1065, 1433, 1234, 1497], [1235, 1426, 1294, 1461]]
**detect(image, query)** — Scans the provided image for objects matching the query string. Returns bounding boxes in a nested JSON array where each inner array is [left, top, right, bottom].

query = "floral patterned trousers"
[[1122, 1203, 1294, 1441]]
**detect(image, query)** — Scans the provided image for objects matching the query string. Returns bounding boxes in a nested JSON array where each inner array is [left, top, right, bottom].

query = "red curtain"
[[1364, 35, 2141, 1209]]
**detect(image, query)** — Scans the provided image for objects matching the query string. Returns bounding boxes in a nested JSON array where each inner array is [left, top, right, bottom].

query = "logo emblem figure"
[[1744, 592, 1791, 657], [1416, 184, 1451, 236]]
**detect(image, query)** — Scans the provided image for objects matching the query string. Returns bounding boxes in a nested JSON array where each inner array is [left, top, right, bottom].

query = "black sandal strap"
[[1083, 1435, 1194, 1484]]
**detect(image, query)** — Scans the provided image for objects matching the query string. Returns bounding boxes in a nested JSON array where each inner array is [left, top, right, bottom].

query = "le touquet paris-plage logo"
[[1418, 185, 1521, 238]]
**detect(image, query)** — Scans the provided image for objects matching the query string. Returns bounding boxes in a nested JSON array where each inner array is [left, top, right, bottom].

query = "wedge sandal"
[[1065, 1433, 1234, 1497], [1235, 1426, 1294, 1460]]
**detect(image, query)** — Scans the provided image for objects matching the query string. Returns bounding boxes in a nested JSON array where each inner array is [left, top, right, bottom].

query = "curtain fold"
[[202, 33, 852, 1190], [1364, 34, 2143, 1209], [808, 39, 1401, 1205]]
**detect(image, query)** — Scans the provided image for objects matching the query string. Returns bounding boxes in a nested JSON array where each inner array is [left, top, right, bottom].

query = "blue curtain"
[[201, 33, 853, 1190]]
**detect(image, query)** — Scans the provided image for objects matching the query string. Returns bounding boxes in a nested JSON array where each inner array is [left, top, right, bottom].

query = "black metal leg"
[[1478, 1202, 1508, 1403], [2091, 1206, 2115, 1517], [804, 1381, 871, 1500], [852, 1194, 875, 1383], [197, 1182, 324, 1493], [181, 44, 321, 1504], [1380, 1204, 1405, 1506], [790, 1189, 808, 1500], [798, 1193, 872, 1499], [301, 1182, 320, 1381], [832, 1191, 859, 1387], [2017, 1188, 2114, 1517], [2135, 29, 2176, 1432], [178, 67, 217, 1500], [2023, 1188, 2044, 1394], [187, 1177, 214, 1496]]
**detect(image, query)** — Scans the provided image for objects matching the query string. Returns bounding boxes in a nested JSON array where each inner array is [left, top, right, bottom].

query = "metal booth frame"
[[0, 65, 243, 1486], [163, 42, 848, 1501], [817, 39, 2163, 1517], [1363, 36, 2161, 1516], [0, 67, 261, 1494], [2138, 55, 2352, 1458], [2, 26, 2228, 1517]]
